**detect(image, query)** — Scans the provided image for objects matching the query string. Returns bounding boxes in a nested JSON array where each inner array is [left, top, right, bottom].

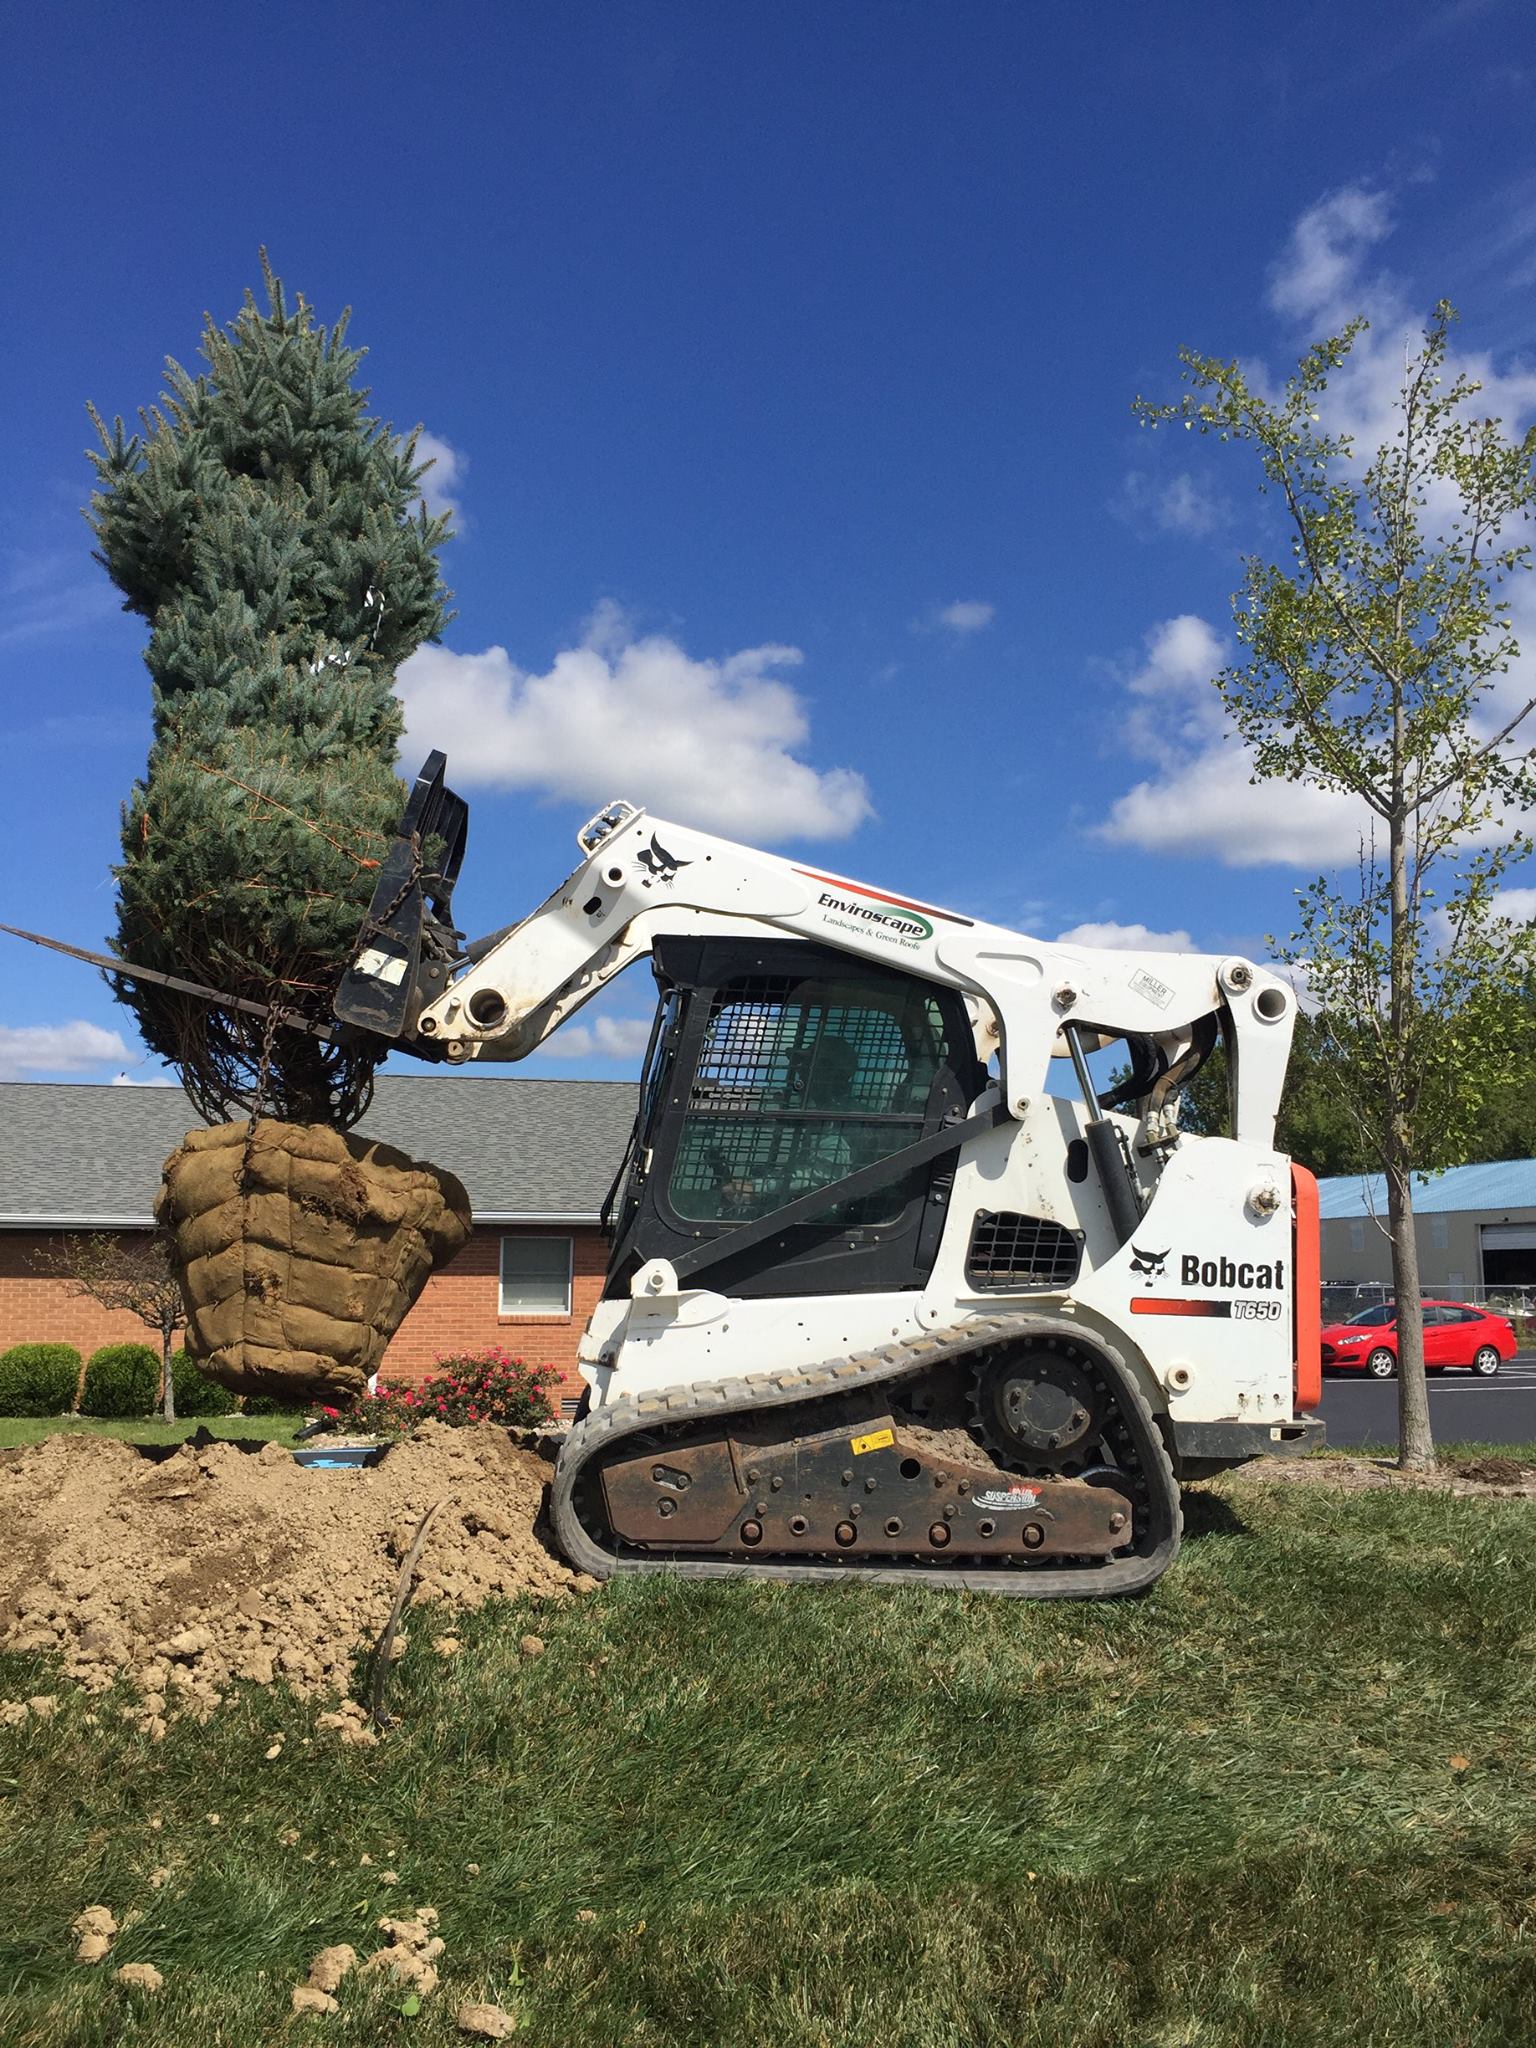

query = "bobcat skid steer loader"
[[337, 752, 1324, 1597]]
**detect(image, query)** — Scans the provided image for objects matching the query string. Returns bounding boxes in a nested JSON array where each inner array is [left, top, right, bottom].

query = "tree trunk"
[[1385, 796, 1432, 1467], [161, 1320, 177, 1424], [1386, 1160, 1433, 1468], [1385, 765, 1433, 1469]]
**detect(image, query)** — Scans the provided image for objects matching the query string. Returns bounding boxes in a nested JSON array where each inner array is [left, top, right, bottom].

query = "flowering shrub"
[[317, 1349, 562, 1437]]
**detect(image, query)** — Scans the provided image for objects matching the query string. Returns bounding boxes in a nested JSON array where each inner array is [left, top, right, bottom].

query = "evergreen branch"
[[189, 763, 384, 868]]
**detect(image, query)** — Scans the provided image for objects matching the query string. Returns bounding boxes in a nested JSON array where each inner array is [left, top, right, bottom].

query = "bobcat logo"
[[636, 833, 690, 884], [1129, 1244, 1170, 1281]]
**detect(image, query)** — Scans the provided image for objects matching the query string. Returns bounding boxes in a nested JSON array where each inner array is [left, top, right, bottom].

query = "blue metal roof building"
[[1318, 1159, 1536, 1295], [1318, 1160, 1536, 1219]]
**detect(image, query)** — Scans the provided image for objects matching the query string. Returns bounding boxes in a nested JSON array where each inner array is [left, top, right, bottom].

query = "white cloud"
[[1101, 752, 1371, 868], [1056, 920, 1195, 952], [537, 1016, 654, 1062], [0, 1020, 132, 1080], [0, 548, 118, 647], [1266, 182, 1395, 325], [1131, 613, 1226, 697], [396, 603, 871, 841], [935, 600, 996, 634], [1097, 614, 1372, 867], [413, 430, 466, 523], [1489, 887, 1536, 925], [110, 1068, 176, 1087], [1114, 470, 1226, 539]]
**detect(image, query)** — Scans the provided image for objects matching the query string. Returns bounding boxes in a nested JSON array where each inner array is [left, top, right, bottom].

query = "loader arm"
[[337, 767, 1296, 1151]]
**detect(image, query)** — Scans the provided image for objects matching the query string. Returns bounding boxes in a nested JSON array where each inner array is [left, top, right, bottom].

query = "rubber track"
[[550, 1313, 1182, 1599]]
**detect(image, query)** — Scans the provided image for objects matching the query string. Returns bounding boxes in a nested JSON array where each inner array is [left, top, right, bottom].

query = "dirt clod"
[[291, 1984, 339, 2015], [0, 1422, 579, 1728], [115, 1962, 164, 1992], [519, 1634, 546, 1658], [363, 1908, 443, 1997], [72, 1905, 119, 1965], [306, 1944, 357, 1994], [458, 2001, 517, 2038]]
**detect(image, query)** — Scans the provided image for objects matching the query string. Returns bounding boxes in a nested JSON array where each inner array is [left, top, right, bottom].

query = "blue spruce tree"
[[89, 254, 452, 1125]]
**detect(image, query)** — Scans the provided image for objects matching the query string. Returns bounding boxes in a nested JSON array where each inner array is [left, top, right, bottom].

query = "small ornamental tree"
[[89, 254, 453, 1127], [1136, 304, 1536, 1469], [30, 1231, 186, 1421]]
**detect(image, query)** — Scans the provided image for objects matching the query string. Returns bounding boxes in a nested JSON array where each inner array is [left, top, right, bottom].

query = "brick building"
[[0, 1078, 634, 1412]]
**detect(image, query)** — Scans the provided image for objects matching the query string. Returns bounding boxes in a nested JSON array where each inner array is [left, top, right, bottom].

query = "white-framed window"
[[499, 1235, 573, 1316], [1429, 1215, 1450, 1251]]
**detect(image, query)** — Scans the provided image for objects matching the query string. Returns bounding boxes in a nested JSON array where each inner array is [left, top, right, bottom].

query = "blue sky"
[[4, 0, 1535, 1088]]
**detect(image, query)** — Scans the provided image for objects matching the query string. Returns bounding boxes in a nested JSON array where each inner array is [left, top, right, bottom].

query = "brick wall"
[[381, 1225, 609, 1394], [0, 1224, 607, 1407], [0, 1234, 158, 1365]]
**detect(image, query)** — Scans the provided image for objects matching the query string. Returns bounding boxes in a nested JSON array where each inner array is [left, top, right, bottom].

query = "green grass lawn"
[[0, 1412, 305, 1450], [2, 1471, 1534, 2045]]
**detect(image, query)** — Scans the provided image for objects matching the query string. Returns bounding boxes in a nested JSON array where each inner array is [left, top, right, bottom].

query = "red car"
[[1320, 1300, 1517, 1379]]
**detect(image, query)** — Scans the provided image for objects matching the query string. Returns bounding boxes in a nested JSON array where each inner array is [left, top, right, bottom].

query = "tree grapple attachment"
[[334, 750, 469, 1052]]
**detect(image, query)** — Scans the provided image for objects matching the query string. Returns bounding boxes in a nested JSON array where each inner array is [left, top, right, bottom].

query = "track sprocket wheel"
[[967, 1337, 1108, 1474]]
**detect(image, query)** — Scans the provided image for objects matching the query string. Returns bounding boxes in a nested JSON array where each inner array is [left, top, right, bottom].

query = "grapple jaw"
[[334, 751, 469, 1051]]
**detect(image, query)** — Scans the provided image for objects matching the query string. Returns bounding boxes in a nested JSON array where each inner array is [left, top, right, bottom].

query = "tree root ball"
[[157, 1119, 471, 1401]]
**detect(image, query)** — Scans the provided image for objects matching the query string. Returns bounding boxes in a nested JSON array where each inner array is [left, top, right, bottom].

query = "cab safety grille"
[[965, 1212, 1081, 1291]]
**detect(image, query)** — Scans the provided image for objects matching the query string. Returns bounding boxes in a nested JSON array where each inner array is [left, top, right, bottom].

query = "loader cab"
[[604, 936, 986, 1301]]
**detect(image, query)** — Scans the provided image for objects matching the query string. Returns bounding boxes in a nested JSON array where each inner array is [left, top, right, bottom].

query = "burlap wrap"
[[156, 1119, 472, 1401]]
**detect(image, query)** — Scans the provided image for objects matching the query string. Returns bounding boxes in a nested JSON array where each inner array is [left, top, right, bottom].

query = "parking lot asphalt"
[[1317, 1351, 1536, 1449]]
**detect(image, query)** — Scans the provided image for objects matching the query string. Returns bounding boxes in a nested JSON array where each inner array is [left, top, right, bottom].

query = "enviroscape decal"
[[816, 890, 934, 949]]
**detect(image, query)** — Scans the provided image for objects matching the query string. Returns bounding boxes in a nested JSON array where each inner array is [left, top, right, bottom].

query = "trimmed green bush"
[[241, 1392, 288, 1417], [80, 1342, 160, 1418], [0, 1343, 81, 1417], [171, 1349, 240, 1417]]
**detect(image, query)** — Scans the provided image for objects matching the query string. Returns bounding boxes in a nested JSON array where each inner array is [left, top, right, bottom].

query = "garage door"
[[1481, 1223, 1536, 1286]]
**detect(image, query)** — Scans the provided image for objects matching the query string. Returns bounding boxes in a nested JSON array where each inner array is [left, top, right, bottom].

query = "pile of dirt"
[[0, 1421, 590, 1733], [157, 1118, 471, 1401], [1222, 1453, 1536, 1498]]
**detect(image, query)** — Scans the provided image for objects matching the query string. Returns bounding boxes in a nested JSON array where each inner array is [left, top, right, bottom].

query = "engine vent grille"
[[966, 1212, 1081, 1291]]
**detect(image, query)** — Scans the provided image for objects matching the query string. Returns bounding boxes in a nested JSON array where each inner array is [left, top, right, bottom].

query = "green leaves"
[[1142, 303, 1536, 1460]]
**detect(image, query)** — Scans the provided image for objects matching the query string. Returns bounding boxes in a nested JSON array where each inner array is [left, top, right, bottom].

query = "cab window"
[[668, 973, 955, 1227]]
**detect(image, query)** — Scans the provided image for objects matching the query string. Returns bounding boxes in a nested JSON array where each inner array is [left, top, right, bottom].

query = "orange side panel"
[[1292, 1163, 1322, 1413]]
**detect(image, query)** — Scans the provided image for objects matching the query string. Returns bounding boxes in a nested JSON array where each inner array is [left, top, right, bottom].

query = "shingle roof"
[[0, 1077, 636, 1226], [1318, 1159, 1536, 1219]]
